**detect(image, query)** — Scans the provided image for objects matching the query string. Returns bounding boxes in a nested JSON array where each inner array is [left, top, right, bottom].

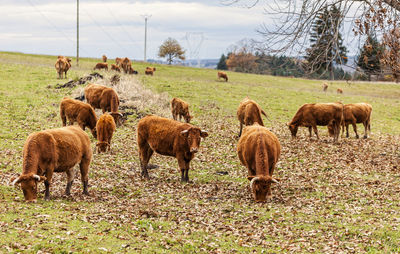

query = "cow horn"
[[249, 176, 260, 191], [271, 178, 280, 184], [181, 130, 188, 134], [33, 175, 41, 181], [11, 177, 20, 186]]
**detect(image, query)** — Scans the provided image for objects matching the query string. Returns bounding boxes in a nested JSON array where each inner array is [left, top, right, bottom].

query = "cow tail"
[[254, 137, 268, 175], [261, 109, 272, 122], [111, 94, 118, 112]]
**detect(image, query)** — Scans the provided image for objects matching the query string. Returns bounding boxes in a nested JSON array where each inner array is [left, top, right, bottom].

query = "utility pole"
[[77, 0, 79, 66], [142, 14, 151, 62]]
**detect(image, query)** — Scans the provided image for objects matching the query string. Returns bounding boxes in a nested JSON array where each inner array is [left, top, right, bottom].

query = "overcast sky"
[[0, 0, 270, 60]]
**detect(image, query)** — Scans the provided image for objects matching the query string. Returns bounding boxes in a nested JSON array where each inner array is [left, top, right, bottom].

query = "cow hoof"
[[83, 191, 89, 196], [44, 196, 50, 201], [363, 135, 368, 139], [356, 135, 359, 139]]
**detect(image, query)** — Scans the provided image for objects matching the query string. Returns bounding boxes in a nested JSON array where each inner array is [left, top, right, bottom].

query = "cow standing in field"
[[55, 56, 72, 79], [341, 103, 372, 139], [120, 57, 132, 74], [137, 115, 208, 182], [323, 83, 328, 92], [111, 64, 121, 72], [96, 113, 116, 153], [12, 126, 92, 202], [145, 67, 156, 76], [237, 124, 280, 202], [237, 97, 268, 137], [171, 98, 193, 123], [218, 71, 228, 82], [84, 83, 123, 127], [288, 103, 343, 142], [102, 55, 107, 62], [94, 63, 108, 71], [337, 88, 343, 94], [60, 97, 98, 138]]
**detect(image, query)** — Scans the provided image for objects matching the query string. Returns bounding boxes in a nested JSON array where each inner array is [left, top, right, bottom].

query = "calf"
[[12, 126, 92, 202], [55, 56, 72, 79], [137, 115, 208, 182], [288, 102, 343, 142], [171, 97, 193, 123], [323, 83, 328, 92], [237, 124, 280, 202], [96, 113, 116, 153], [102, 54, 107, 62], [337, 88, 343, 94], [218, 71, 228, 82], [342, 103, 372, 139], [145, 67, 156, 76], [94, 63, 108, 71], [111, 64, 121, 72], [84, 84, 123, 127], [60, 97, 98, 138], [237, 97, 268, 137]]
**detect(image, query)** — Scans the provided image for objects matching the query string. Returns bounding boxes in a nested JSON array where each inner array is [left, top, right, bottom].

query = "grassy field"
[[0, 51, 400, 253]]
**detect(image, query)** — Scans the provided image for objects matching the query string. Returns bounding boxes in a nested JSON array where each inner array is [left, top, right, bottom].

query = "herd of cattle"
[[11, 56, 372, 203]]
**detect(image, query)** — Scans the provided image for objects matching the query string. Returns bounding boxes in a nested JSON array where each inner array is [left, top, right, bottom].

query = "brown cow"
[[84, 84, 123, 127], [237, 97, 268, 137], [337, 88, 343, 94], [12, 126, 92, 202], [60, 97, 98, 138], [102, 54, 107, 62], [341, 103, 372, 139], [55, 56, 72, 79], [145, 67, 156, 76], [288, 103, 343, 142], [94, 63, 108, 71], [323, 83, 328, 92], [96, 113, 116, 153], [237, 124, 280, 202], [137, 115, 208, 182], [120, 57, 132, 73], [171, 98, 192, 123], [218, 71, 228, 82], [111, 64, 121, 72]]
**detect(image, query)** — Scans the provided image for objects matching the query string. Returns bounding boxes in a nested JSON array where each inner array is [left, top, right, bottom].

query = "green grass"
[[0, 51, 400, 252]]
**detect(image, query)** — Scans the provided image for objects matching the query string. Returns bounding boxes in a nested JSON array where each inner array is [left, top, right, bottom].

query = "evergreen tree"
[[217, 54, 228, 70], [356, 34, 383, 81], [306, 5, 347, 79]]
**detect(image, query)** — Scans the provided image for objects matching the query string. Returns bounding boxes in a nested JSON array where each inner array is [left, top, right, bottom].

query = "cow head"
[[288, 123, 298, 138], [12, 173, 46, 202], [180, 128, 208, 153], [327, 124, 335, 137], [248, 175, 279, 202], [110, 112, 124, 127], [96, 141, 110, 153], [184, 114, 193, 123], [91, 128, 97, 139]]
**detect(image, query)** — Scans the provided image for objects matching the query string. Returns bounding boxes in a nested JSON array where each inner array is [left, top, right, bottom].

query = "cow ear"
[[200, 130, 208, 138], [180, 129, 189, 137]]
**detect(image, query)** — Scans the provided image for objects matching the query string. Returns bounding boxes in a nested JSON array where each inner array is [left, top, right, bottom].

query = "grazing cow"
[[60, 97, 98, 138], [341, 103, 372, 139], [84, 84, 123, 127], [12, 126, 92, 202], [94, 63, 108, 71], [120, 57, 132, 74], [237, 97, 268, 137], [237, 124, 280, 202], [115, 57, 122, 66], [218, 71, 228, 82], [137, 115, 208, 182], [102, 54, 107, 62], [171, 97, 193, 123], [111, 64, 121, 72], [337, 88, 343, 94], [55, 56, 72, 79], [323, 83, 328, 92], [145, 67, 156, 76], [288, 102, 343, 142], [96, 113, 116, 153]]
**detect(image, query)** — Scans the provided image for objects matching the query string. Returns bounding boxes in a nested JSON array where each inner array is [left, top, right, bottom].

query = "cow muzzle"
[[190, 148, 198, 153]]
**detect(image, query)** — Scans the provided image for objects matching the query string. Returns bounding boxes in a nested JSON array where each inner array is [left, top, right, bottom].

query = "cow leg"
[[312, 125, 319, 140], [64, 71, 67, 79], [177, 156, 189, 182], [139, 146, 153, 179], [363, 121, 368, 139], [308, 127, 312, 137], [79, 157, 90, 195], [345, 124, 349, 138], [352, 122, 359, 139], [65, 168, 74, 196], [239, 122, 243, 137], [44, 170, 54, 200], [61, 112, 67, 126]]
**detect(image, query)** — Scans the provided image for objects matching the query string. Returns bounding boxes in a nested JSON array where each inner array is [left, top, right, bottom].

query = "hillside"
[[0, 52, 399, 252]]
